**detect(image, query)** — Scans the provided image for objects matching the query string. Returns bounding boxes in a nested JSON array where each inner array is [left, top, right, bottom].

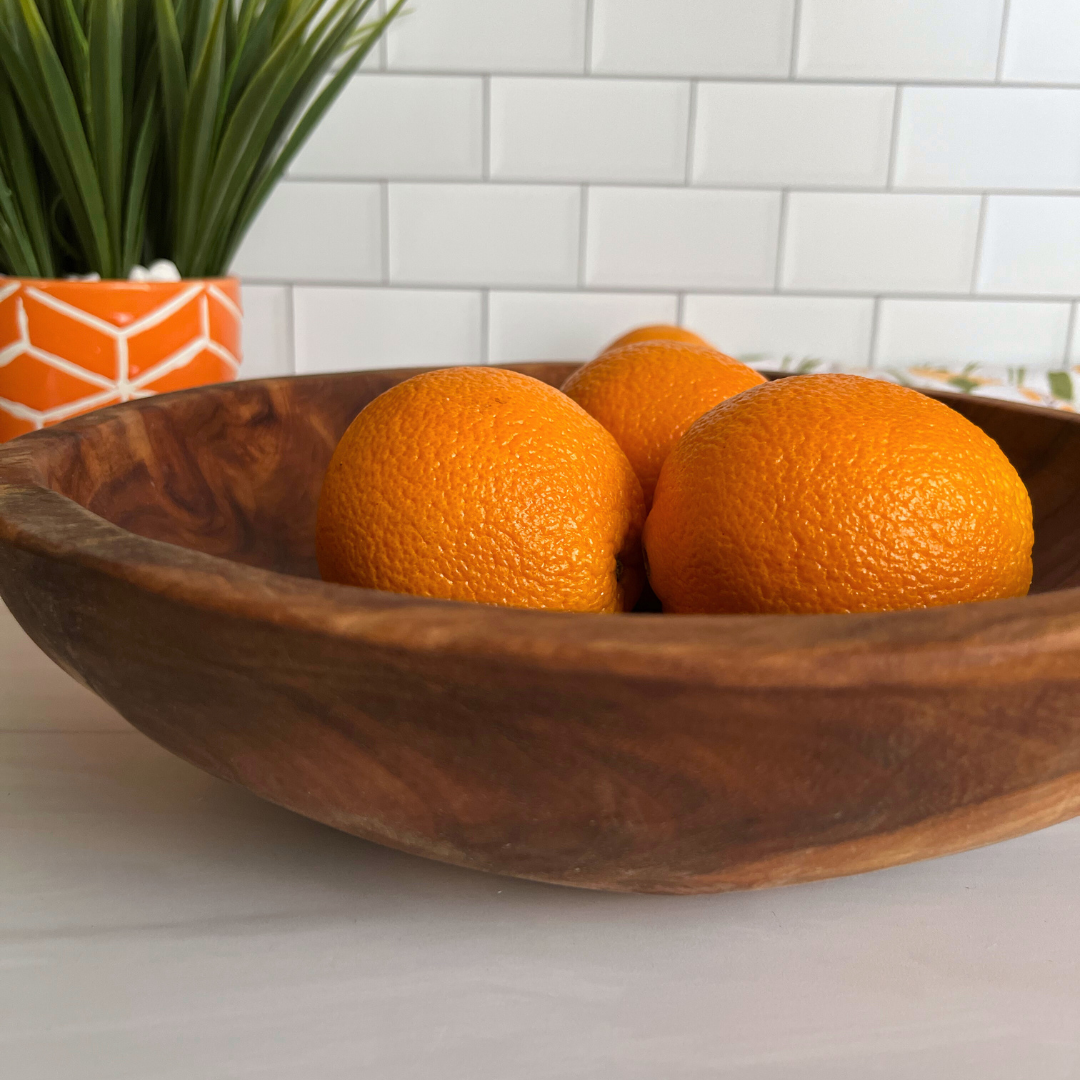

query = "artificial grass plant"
[[0, 0, 403, 278]]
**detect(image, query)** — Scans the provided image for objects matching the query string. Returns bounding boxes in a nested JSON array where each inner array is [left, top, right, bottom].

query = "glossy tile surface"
[[228, 1, 1080, 375]]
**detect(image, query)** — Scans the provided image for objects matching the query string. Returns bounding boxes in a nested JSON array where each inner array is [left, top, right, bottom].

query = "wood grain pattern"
[[2, 364, 1080, 893]]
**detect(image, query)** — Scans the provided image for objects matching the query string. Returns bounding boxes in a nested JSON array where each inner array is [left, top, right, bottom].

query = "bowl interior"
[[22, 363, 1080, 596]]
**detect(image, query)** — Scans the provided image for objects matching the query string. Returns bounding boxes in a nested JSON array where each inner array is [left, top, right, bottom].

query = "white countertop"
[[3, 599, 1080, 1079]]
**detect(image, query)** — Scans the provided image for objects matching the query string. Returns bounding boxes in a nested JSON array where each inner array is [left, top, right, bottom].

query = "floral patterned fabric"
[[746, 357, 1079, 413]]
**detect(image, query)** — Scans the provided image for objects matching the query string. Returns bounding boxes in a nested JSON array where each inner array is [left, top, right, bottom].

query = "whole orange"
[[644, 374, 1033, 615], [561, 341, 765, 507], [317, 367, 645, 612], [601, 323, 712, 354]]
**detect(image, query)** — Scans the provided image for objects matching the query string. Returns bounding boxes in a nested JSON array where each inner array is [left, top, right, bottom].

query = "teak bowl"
[[2, 363, 1080, 894]]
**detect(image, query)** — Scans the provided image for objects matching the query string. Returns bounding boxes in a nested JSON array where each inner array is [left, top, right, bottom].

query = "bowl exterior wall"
[[5, 531, 1080, 894]]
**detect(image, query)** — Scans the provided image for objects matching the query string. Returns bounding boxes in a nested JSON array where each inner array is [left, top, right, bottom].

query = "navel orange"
[[643, 374, 1033, 615], [561, 341, 765, 507], [317, 367, 646, 612], [601, 323, 712, 354]]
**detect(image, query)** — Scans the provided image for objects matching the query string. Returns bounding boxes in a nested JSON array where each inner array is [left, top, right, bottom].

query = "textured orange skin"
[[601, 324, 713, 354], [561, 341, 765, 508], [317, 367, 646, 612], [644, 374, 1034, 616]]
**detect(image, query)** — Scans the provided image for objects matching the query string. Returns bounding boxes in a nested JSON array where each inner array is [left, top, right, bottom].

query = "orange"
[[601, 323, 712, 354], [317, 366, 645, 612], [561, 341, 765, 507], [644, 374, 1033, 615]]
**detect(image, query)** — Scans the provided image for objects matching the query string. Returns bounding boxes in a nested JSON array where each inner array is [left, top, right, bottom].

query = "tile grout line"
[[480, 289, 490, 364], [684, 81, 699, 185], [885, 86, 904, 189], [789, 0, 803, 79], [285, 284, 297, 375], [970, 194, 990, 293], [1064, 302, 1078, 368], [676, 293, 687, 325], [996, 0, 1014, 82], [867, 297, 884, 369], [380, 182, 391, 285], [577, 185, 590, 287], [481, 76, 492, 180], [240, 280, 1080, 305], [583, 0, 595, 74], [774, 190, 790, 293], [282, 175, 1080, 197], [353, 69, 1080, 90]]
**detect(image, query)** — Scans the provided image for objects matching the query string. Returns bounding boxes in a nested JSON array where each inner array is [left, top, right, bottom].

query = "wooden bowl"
[[2, 363, 1080, 895]]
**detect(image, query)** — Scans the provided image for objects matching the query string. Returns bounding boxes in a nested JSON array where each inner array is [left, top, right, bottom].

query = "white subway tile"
[[290, 76, 483, 180], [1069, 306, 1080, 363], [487, 292, 679, 364], [895, 88, 1080, 190], [229, 182, 382, 283], [797, 0, 1005, 80], [693, 83, 894, 188], [682, 294, 874, 367], [389, 184, 581, 287], [358, 0, 385, 71], [293, 288, 482, 373], [237, 285, 294, 379], [875, 300, 1071, 366], [386, 0, 587, 73], [586, 188, 781, 290], [978, 196, 1080, 296], [1002, 0, 1080, 84], [490, 78, 690, 183], [782, 193, 982, 294], [591, 0, 794, 77]]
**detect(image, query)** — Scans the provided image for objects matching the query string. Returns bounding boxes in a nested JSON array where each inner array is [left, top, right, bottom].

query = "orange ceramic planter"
[[0, 277, 242, 442]]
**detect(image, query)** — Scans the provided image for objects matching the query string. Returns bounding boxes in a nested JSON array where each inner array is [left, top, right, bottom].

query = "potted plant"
[[0, 0, 403, 441]]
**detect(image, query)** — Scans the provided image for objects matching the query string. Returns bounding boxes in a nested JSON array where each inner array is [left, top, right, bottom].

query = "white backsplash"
[[230, 0, 1080, 378]]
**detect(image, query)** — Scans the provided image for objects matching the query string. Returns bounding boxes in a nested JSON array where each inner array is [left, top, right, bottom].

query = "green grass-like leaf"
[[1049, 370, 1074, 402], [221, 3, 395, 261], [87, 0, 125, 273], [0, 66, 55, 275], [0, 0, 402, 278]]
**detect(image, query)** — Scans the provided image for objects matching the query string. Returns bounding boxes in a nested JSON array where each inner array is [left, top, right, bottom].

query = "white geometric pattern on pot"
[[0, 281, 240, 432]]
